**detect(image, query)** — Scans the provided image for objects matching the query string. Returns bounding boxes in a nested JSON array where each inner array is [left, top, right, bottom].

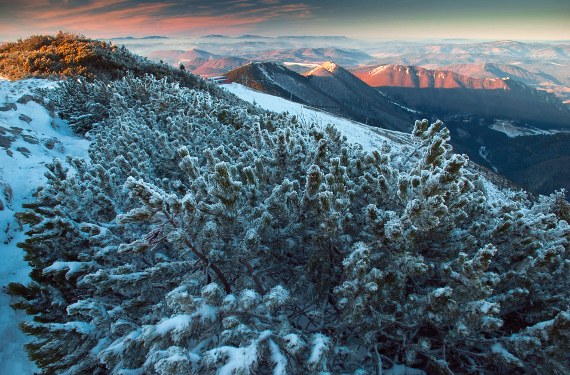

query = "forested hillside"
[[2, 35, 570, 375]]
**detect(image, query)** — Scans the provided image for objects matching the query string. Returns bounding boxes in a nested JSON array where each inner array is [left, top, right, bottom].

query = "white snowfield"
[[0, 78, 90, 375], [0, 78, 511, 374]]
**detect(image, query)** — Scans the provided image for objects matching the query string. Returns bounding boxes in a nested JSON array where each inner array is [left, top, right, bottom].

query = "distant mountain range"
[[246, 48, 374, 65], [111, 36, 168, 40], [365, 40, 570, 60], [359, 40, 570, 104], [129, 39, 570, 103], [133, 37, 570, 59], [352, 64, 570, 128], [441, 63, 561, 85], [147, 47, 374, 67], [147, 48, 220, 64], [185, 57, 251, 76], [200, 35, 354, 42], [440, 63, 570, 104]]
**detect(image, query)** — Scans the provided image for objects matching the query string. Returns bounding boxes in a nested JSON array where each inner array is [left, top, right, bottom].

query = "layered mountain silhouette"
[[148, 47, 373, 67], [367, 40, 570, 60], [243, 48, 374, 65], [441, 63, 561, 86], [224, 62, 414, 132], [147, 48, 220, 65], [147, 49, 250, 76], [183, 57, 251, 76], [441, 63, 570, 104]]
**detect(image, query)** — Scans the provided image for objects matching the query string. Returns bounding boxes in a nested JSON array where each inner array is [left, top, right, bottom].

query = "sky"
[[0, 0, 569, 42]]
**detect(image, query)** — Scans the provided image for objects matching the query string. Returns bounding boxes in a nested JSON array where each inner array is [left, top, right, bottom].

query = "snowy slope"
[[223, 83, 412, 151], [0, 78, 91, 375]]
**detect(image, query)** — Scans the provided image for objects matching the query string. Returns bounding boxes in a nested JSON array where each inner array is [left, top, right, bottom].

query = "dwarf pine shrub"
[[9, 73, 570, 374]]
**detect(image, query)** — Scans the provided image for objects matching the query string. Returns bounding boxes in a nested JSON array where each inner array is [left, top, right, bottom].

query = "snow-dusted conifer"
[[10, 75, 570, 374]]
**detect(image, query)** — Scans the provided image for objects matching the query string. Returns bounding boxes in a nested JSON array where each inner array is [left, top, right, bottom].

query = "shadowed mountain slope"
[[303, 62, 414, 131], [224, 62, 414, 131]]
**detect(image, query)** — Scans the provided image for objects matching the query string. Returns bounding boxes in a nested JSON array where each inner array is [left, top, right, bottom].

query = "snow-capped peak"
[[321, 61, 339, 72]]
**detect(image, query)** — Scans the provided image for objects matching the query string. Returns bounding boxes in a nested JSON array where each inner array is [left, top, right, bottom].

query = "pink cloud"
[[18, 0, 131, 19], [1, 0, 316, 38]]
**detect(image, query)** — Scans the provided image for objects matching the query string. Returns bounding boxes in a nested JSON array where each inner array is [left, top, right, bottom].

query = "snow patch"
[[283, 62, 320, 68], [490, 120, 564, 138], [391, 100, 420, 113], [195, 304, 218, 322], [308, 333, 330, 365], [370, 65, 389, 75], [43, 261, 83, 277], [257, 64, 273, 83], [433, 287, 452, 298], [155, 315, 192, 335], [269, 339, 287, 375], [491, 343, 521, 365]]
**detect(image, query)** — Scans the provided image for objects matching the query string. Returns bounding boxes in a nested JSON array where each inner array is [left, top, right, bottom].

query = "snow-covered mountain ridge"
[[224, 82, 412, 151], [224, 61, 414, 131]]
